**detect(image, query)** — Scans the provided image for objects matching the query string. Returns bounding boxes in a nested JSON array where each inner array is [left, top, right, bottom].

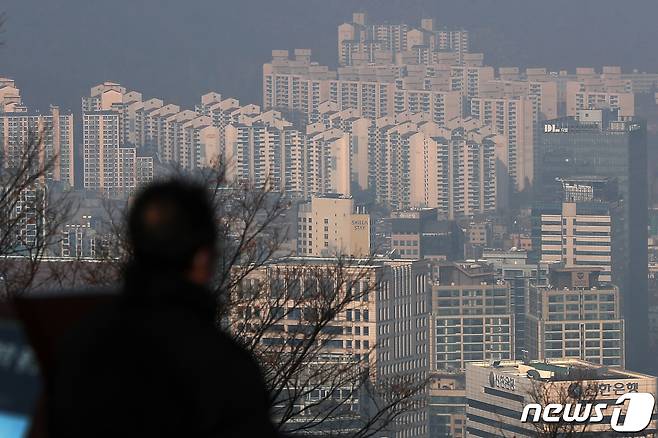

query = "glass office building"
[[535, 109, 648, 370]]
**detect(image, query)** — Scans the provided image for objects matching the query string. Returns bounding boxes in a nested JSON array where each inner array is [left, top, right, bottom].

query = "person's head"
[[127, 179, 217, 286]]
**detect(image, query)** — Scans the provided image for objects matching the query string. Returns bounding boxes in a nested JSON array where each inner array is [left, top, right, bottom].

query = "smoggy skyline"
[[3, 0, 658, 113]]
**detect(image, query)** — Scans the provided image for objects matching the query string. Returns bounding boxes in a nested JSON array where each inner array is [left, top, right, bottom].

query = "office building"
[[431, 262, 514, 371], [535, 109, 648, 370], [389, 208, 464, 260], [526, 266, 624, 367], [465, 359, 657, 437], [297, 195, 370, 257], [535, 200, 614, 283], [237, 256, 429, 437], [481, 249, 549, 360], [428, 373, 466, 438]]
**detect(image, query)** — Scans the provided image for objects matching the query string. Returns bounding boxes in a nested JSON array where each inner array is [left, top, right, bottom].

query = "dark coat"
[[48, 272, 279, 438]]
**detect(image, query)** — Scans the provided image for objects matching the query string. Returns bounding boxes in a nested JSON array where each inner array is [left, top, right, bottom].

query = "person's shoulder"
[[213, 329, 260, 365]]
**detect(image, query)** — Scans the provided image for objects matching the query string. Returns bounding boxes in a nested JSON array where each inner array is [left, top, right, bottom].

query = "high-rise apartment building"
[[263, 50, 462, 125], [408, 119, 499, 218], [481, 76, 559, 124], [1, 105, 75, 187], [224, 110, 351, 197], [526, 266, 624, 367], [346, 115, 500, 217], [337, 13, 469, 66], [82, 83, 156, 197], [0, 78, 23, 113], [566, 73, 634, 117], [297, 195, 370, 257], [82, 109, 154, 198], [224, 110, 301, 192], [304, 125, 351, 196], [535, 109, 648, 370], [83, 82, 243, 197], [469, 95, 534, 192]]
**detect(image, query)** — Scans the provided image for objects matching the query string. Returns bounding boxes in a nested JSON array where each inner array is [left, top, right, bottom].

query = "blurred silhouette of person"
[[48, 180, 280, 438]]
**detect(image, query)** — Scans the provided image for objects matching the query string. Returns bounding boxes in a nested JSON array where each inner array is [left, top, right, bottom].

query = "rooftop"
[[469, 359, 655, 382]]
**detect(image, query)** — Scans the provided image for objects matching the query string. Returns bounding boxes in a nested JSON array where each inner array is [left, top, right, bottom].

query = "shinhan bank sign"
[[521, 393, 656, 433]]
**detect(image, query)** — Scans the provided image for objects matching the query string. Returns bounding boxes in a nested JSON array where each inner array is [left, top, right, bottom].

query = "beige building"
[[466, 359, 657, 437], [481, 77, 559, 123], [297, 196, 370, 257], [0, 78, 23, 113], [304, 125, 351, 196], [538, 201, 613, 283], [223, 110, 299, 191], [82, 110, 153, 198], [566, 79, 634, 117], [407, 118, 499, 218]]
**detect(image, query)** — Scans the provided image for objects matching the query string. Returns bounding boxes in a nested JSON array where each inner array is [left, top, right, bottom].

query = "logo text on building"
[[520, 393, 655, 433], [489, 372, 515, 391], [544, 124, 569, 133]]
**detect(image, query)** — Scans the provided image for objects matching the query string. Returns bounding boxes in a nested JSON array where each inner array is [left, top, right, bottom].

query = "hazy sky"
[[2, 0, 658, 113]]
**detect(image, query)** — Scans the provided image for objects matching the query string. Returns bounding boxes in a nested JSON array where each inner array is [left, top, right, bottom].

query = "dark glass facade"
[[535, 114, 648, 370]]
